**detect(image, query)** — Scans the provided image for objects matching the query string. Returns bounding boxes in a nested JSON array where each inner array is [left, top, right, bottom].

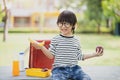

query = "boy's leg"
[[72, 65, 91, 80], [51, 67, 69, 80]]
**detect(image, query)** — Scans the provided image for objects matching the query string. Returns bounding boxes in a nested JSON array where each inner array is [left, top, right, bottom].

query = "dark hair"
[[57, 10, 77, 34]]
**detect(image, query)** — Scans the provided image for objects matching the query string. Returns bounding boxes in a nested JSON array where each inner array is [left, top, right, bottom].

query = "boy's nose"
[[61, 24, 66, 28]]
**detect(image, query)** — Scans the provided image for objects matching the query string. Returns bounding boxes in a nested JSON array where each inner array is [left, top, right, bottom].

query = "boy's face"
[[57, 22, 73, 36]]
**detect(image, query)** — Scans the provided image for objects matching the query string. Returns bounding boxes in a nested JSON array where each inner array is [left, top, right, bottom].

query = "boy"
[[32, 10, 103, 80]]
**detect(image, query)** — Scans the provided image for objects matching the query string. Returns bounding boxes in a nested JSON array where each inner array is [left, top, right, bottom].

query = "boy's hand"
[[28, 38, 45, 49], [95, 46, 104, 57], [38, 41, 45, 47]]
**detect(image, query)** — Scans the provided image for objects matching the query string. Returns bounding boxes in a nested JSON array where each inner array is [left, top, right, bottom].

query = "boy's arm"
[[83, 49, 103, 60], [29, 38, 54, 59], [40, 46, 54, 59]]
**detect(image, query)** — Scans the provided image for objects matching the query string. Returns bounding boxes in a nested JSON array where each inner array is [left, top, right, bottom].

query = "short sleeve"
[[76, 39, 84, 60], [49, 38, 57, 55]]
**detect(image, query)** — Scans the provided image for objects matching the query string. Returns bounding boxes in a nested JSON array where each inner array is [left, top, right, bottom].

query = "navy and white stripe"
[[49, 34, 83, 67]]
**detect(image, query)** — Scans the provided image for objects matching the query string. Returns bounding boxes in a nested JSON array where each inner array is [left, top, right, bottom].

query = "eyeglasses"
[[57, 22, 71, 28]]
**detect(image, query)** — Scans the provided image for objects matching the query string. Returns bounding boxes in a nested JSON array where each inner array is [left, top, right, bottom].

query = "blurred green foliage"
[[0, 4, 5, 22]]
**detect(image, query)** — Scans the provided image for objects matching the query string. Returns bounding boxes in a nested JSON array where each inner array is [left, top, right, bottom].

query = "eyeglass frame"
[[57, 22, 72, 28]]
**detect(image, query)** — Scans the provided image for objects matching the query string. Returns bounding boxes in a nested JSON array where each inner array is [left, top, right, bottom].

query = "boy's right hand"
[[29, 38, 45, 49]]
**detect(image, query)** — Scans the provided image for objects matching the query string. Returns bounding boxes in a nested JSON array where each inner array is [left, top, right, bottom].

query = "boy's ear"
[[73, 24, 77, 30]]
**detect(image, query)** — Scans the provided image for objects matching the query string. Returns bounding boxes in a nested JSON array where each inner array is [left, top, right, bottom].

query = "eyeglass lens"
[[58, 22, 71, 27]]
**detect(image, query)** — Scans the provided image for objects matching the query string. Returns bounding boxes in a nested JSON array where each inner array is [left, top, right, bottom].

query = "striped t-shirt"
[[49, 34, 83, 67]]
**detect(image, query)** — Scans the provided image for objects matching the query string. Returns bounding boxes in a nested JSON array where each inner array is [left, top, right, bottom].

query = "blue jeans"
[[51, 65, 91, 80]]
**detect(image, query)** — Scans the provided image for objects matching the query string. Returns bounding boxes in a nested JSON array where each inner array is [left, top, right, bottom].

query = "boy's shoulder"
[[51, 35, 61, 41], [53, 35, 61, 39], [73, 35, 81, 42], [74, 35, 80, 39]]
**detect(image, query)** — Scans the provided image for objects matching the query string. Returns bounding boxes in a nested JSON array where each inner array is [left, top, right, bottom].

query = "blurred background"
[[0, 0, 120, 67]]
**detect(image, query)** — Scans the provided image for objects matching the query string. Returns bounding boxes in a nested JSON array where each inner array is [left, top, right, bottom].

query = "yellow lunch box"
[[25, 68, 51, 78]]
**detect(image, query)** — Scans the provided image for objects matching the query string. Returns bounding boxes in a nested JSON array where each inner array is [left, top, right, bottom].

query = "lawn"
[[0, 33, 120, 67]]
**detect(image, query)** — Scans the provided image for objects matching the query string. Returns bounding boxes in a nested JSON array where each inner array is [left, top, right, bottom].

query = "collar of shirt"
[[60, 34, 74, 38]]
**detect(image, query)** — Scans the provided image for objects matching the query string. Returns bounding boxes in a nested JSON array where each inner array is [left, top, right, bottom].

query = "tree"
[[3, 0, 8, 42], [0, 5, 5, 22], [56, 0, 83, 12], [85, 0, 103, 33], [102, 0, 120, 34]]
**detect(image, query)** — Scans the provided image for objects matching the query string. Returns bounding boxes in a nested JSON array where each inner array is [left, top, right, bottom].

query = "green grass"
[[0, 33, 120, 67], [0, 27, 59, 33]]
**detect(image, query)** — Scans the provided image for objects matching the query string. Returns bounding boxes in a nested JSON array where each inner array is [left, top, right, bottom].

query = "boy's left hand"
[[95, 46, 104, 57]]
